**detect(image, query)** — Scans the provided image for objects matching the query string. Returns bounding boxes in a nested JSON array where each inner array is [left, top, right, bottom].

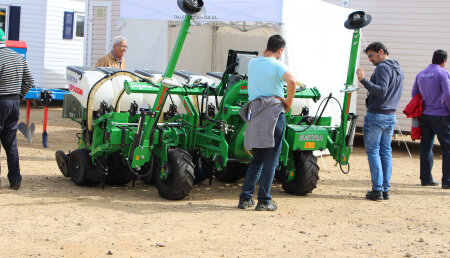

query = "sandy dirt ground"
[[0, 105, 448, 258]]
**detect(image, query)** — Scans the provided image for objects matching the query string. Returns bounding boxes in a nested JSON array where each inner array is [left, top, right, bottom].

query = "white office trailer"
[[324, 0, 450, 130], [0, 0, 85, 90]]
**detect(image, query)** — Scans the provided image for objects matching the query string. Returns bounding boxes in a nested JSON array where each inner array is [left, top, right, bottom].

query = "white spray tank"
[[135, 70, 184, 112], [66, 66, 114, 110]]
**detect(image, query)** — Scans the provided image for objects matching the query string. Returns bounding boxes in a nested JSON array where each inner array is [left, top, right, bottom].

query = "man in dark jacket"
[[356, 42, 404, 201], [0, 29, 34, 190]]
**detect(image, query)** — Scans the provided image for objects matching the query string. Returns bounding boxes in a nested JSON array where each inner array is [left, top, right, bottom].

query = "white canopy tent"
[[121, 0, 283, 22], [119, 0, 359, 124]]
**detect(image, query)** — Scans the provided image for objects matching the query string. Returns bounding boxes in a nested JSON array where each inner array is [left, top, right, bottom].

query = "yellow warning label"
[[304, 142, 315, 149]]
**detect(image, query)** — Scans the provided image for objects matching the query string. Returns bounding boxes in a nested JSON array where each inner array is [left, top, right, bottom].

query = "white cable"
[[320, 153, 328, 172], [360, 31, 368, 49], [396, 120, 412, 158]]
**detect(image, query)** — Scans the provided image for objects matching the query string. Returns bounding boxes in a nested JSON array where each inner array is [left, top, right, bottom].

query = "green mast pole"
[[130, 14, 194, 166], [153, 14, 193, 116], [341, 29, 360, 132], [164, 15, 192, 78], [334, 28, 360, 164]]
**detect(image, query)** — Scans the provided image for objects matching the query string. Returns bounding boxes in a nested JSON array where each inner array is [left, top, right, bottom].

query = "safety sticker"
[[304, 142, 315, 149]]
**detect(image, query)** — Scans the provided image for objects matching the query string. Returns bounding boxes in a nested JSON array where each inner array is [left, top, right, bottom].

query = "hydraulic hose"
[[221, 62, 238, 90], [294, 94, 350, 174], [126, 157, 153, 178]]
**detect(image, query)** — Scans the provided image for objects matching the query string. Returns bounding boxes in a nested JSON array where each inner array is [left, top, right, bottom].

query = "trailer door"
[[87, 1, 111, 67]]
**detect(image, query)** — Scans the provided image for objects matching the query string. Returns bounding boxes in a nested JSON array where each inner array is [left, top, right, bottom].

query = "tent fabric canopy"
[[120, 0, 283, 22], [120, 0, 351, 31]]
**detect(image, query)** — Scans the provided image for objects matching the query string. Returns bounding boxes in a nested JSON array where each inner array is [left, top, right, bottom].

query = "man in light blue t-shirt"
[[248, 50, 289, 102], [238, 35, 296, 211]]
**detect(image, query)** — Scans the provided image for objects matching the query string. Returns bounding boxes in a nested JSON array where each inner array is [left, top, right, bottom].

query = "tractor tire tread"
[[156, 148, 195, 200], [282, 151, 319, 196]]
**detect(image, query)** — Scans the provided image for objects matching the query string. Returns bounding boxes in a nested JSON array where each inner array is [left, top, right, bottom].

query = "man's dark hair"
[[364, 42, 389, 56], [266, 35, 286, 53], [432, 49, 447, 64]]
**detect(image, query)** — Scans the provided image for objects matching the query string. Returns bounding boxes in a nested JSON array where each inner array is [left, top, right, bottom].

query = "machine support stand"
[[208, 168, 214, 186]]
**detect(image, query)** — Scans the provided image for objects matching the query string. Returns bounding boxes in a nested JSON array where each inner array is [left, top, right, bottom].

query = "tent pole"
[[211, 23, 218, 72]]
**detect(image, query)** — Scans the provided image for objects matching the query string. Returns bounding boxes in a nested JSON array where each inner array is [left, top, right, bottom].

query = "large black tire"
[[155, 148, 195, 200], [104, 152, 133, 186], [282, 151, 319, 196], [214, 162, 247, 183], [69, 149, 98, 186]]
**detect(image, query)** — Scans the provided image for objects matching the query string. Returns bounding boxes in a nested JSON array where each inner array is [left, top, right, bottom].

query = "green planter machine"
[[55, 0, 370, 200]]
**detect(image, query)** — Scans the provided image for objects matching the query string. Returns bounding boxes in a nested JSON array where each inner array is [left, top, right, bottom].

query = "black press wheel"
[[105, 152, 133, 186], [140, 154, 157, 185], [193, 157, 214, 184], [55, 150, 70, 177], [282, 151, 319, 196], [214, 162, 248, 183], [69, 149, 97, 186], [155, 148, 195, 200]]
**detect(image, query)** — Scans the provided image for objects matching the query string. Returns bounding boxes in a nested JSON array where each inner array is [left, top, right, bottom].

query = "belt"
[[0, 94, 20, 100]]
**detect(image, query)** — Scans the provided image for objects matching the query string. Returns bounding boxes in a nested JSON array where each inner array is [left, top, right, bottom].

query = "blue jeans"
[[240, 113, 285, 202], [419, 114, 450, 186], [363, 112, 396, 192], [0, 100, 22, 187]]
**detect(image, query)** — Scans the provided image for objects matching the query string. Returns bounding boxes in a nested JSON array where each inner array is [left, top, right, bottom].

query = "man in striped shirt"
[[0, 29, 34, 190]]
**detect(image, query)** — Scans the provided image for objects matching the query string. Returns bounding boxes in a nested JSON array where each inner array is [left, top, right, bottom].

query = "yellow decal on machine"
[[304, 142, 315, 149]]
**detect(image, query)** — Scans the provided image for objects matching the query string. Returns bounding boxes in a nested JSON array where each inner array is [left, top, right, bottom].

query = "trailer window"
[[63, 11, 84, 39], [0, 6, 8, 35], [75, 13, 84, 38]]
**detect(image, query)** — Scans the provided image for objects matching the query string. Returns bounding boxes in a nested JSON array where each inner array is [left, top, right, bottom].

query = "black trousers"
[[420, 114, 450, 186], [0, 99, 21, 187]]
